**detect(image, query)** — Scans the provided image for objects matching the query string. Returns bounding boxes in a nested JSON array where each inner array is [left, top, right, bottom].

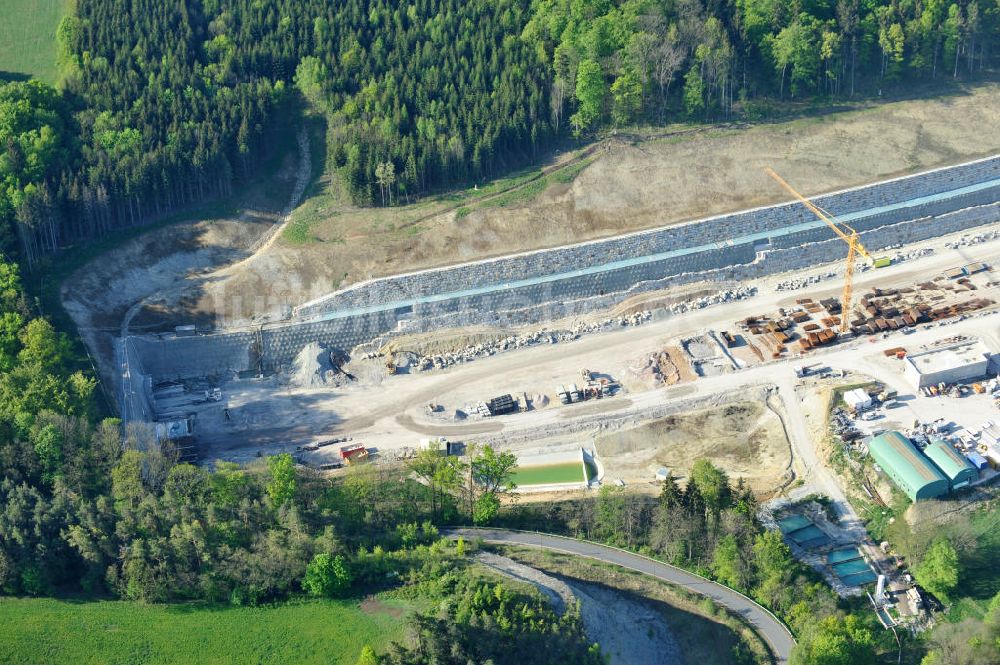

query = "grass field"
[[0, 0, 69, 82], [513, 462, 586, 486], [0, 596, 413, 665]]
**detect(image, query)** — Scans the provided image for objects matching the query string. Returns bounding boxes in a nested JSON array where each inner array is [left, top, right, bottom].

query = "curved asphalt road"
[[445, 527, 795, 664]]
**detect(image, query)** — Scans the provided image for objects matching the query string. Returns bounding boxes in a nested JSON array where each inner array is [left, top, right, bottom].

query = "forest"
[[2, 0, 999, 267]]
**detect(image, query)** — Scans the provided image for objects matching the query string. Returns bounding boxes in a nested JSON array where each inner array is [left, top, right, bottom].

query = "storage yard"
[[53, 131, 1000, 518], [111, 219, 1000, 511]]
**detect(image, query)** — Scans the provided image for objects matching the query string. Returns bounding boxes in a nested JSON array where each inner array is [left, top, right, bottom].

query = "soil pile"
[[629, 350, 682, 386]]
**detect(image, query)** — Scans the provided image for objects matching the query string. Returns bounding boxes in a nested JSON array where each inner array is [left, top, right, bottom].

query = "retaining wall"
[[295, 155, 1000, 317], [123, 157, 1000, 391]]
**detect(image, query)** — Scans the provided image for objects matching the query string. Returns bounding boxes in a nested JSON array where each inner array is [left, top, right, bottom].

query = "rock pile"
[[661, 285, 756, 313], [776, 272, 837, 292], [359, 285, 756, 373], [946, 228, 1000, 249]]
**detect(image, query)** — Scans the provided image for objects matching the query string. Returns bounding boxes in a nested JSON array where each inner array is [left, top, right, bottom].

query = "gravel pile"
[[289, 342, 352, 387]]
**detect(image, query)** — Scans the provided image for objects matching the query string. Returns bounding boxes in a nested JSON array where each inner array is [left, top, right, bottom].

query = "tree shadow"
[[194, 388, 346, 459], [0, 70, 31, 83]]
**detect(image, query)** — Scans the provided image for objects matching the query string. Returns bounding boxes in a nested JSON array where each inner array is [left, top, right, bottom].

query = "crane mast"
[[764, 168, 874, 333]]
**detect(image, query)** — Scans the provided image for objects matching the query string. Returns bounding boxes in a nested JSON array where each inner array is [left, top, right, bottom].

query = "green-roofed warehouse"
[[924, 438, 978, 491], [868, 431, 949, 501]]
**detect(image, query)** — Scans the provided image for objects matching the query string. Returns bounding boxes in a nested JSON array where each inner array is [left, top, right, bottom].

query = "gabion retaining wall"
[[124, 158, 1000, 389], [295, 155, 1000, 317]]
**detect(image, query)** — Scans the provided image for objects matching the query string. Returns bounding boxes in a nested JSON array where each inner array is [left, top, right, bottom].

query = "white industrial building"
[[844, 388, 873, 411], [904, 339, 994, 389]]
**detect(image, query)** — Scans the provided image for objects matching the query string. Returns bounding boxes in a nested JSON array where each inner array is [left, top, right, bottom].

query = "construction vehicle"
[[795, 364, 815, 378], [379, 341, 410, 376], [340, 443, 369, 465], [557, 378, 618, 404], [765, 168, 889, 333]]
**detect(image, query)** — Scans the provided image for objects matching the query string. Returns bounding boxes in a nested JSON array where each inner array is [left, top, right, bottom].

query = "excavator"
[[379, 341, 410, 375], [765, 168, 888, 333]]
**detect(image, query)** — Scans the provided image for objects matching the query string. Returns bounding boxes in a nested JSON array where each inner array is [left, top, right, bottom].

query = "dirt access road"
[[63, 129, 312, 390], [194, 230, 1000, 540], [447, 528, 795, 664]]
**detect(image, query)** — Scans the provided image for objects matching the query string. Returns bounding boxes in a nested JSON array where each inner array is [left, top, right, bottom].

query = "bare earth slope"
[[202, 84, 1000, 323], [62, 83, 1000, 352], [61, 138, 308, 387]]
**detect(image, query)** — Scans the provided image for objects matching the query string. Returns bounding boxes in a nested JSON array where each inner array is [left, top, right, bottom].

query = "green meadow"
[[0, 596, 412, 664], [0, 0, 70, 82]]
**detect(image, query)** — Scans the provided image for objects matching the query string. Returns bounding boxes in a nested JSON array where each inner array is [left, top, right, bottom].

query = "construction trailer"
[[155, 417, 198, 462], [982, 423, 1000, 447], [844, 388, 873, 412], [419, 437, 447, 453], [868, 431, 949, 501], [966, 450, 989, 471]]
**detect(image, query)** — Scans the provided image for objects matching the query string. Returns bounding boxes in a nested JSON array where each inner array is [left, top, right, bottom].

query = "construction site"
[[89, 150, 997, 501]]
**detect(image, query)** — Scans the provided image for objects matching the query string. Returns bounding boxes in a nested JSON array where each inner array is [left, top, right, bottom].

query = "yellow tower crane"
[[764, 167, 879, 333]]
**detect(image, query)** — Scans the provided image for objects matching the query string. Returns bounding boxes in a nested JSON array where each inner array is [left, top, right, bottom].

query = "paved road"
[[446, 527, 796, 664]]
